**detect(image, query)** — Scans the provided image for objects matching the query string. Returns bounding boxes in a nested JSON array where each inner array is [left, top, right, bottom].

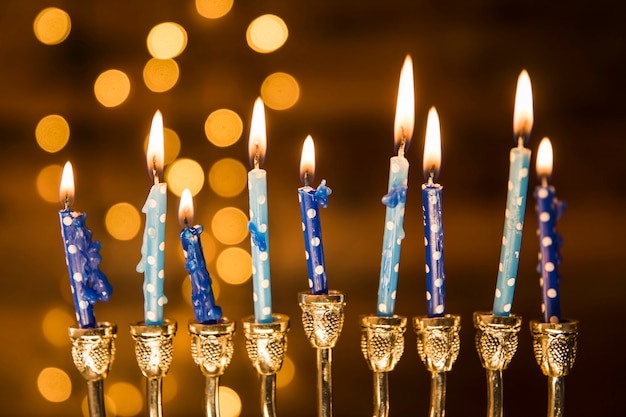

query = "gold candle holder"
[[360, 315, 407, 417], [69, 322, 117, 417], [242, 314, 290, 417], [299, 291, 346, 417], [414, 314, 461, 417], [188, 319, 236, 417], [130, 319, 177, 417], [530, 320, 579, 417]]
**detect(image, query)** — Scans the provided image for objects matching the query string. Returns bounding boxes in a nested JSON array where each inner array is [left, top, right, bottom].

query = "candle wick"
[[151, 156, 160, 184], [254, 147, 260, 170], [398, 135, 406, 158], [64, 193, 70, 210], [517, 136, 525, 148], [304, 170, 310, 187], [541, 175, 548, 187], [428, 169, 435, 186], [183, 216, 189, 227]]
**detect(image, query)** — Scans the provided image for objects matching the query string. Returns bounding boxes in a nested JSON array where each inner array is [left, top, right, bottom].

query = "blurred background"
[[1, 1, 625, 416]]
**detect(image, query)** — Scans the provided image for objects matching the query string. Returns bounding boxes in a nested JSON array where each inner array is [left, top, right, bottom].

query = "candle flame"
[[248, 97, 267, 168], [178, 188, 194, 227], [147, 110, 165, 181], [299, 135, 316, 185], [536, 137, 553, 178], [394, 54, 415, 155], [423, 107, 442, 181], [59, 161, 75, 208], [513, 70, 534, 144]]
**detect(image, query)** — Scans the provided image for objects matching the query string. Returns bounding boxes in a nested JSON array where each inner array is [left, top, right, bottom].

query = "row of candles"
[[58, 55, 565, 332]]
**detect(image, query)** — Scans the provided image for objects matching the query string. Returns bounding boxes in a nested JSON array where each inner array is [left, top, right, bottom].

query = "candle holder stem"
[[86, 379, 106, 417], [485, 369, 503, 417], [204, 376, 219, 417], [317, 347, 332, 417], [261, 374, 277, 417], [372, 371, 389, 417], [428, 372, 446, 417], [147, 377, 163, 417], [548, 376, 564, 417]]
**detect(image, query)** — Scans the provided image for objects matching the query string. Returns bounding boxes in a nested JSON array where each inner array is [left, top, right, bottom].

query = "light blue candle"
[[376, 55, 414, 317], [493, 70, 534, 317], [247, 98, 272, 323], [136, 111, 168, 325]]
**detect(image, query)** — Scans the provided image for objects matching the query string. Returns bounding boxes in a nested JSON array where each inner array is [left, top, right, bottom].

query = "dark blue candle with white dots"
[[422, 183, 445, 317]]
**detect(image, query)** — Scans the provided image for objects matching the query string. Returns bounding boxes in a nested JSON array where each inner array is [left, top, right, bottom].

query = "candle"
[[422, 107, 446, 317], [492, 70, 534, 316], [376, 54, 415, 317], [136, 110, 168, 325], [178, 189, 223, 324], [247, 97, 272, 323], [534, 138, 566, 323], [298, 135, 332, 294], [58, 161, 112, 328]]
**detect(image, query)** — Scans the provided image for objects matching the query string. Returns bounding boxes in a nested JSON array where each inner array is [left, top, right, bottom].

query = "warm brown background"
[[1, 1, 625, 416]]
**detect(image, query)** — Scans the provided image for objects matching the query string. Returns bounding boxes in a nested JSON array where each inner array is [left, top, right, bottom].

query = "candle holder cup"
[[299, 291, 346, 417], [359, 314, 407, 417], [69, 322, 117, 417], [530, 320, 579, 417], [242, 314, 290, 417]]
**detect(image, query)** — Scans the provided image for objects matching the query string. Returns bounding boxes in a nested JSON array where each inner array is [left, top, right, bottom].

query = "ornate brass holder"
[[69, 322, 117, 417], [530, 320, 579, 417], [360, 314, 407, 417]]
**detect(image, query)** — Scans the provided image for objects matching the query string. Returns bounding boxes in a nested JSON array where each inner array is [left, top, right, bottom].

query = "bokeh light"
[[219, 386, 242, 417], [144, 127, 181, 165], [261, 72, 300, 110], [147, 22, 188, 59], [166, 158, 205, 197], [216, 248, 251, 284], [94, 69, 131, 107], [105, 202, 141, 241], [37, 367, 72, 403], [37, 164, 63, 203], [107, 382, 142, 417], [195, 0, 234, 19], [42, 308, 74, 347], [246, 15, 288, 53], [211, 207, 248, 245], [204, 109, 243, 147], [182, 272, 221, 307], [277, 356, 296, 388], [34, 7, 71, 45], [35, 115, 70, 153], [208, 158, 247, 198], [143, 58, 180, 92]]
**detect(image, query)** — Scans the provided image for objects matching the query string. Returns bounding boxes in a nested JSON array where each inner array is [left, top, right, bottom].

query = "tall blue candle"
[[247, 98, 273, 323], [534, 138, 565, 323], [298, 135, 332, 294], [59, 162, 112, 328], [493, 70, 534, 317], [136, 110, 168, 325], [421, 107, 446, 318], [178, 189, 222, 324], [376, 55, 414, 317]]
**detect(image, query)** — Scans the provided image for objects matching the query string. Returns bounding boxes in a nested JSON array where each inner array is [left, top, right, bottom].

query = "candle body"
[[422, 183, 445, 317], [493, 147, 531, 316], [298, 180, 332, 294], [377, 155, 409, 316], [535, 185, 565, 323], [136, 183, 167, 325], [59, 209, 112, 328], [247, 168, 272, 323], [180, 225, 223, 324]]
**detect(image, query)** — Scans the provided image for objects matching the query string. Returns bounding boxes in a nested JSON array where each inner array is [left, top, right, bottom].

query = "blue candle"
[[377, 55, 414, 317], [59, 162, 112, 328], [421, 107, 446, 317], [247, 98, 272, 323], [298, 135, 332, 294], [136, 110, 168, 325], [493, 70, 534, 316], [178, 189, 222, 324], [534, 138, 566, 323]]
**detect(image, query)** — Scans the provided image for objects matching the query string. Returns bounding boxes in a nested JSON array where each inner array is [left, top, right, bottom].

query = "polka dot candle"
[[136, 111, 168, 325], [493, 70, 533, 317], [59, 162, 112, 328], [247, 98, 273, 323], [298, 135, 331, 295]]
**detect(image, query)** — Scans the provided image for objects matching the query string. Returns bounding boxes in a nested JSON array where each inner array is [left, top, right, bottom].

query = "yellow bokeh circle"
[[166, 158, 205, 197], [196, 0, 234, 19], [261, 72, 300, 110], [147, 22, 188, 59], [204, 109, 243, 147], [211, 207, 249, 245], [42, 308, 74, 347], [219, 386, 242, 417], [36, 115, 70, 153], [208, 158, 247, 198], [37, 164, 63, 203], [34, 7, 71, 45], [37, 367, 72, 403], [246, 15, 288, 53], [94, 69, 131, 107], [277, 356, 296, 388], [107, 382, 143, 417], [143, 58, 180, 93], [105, 202, 141, 241], [216, 248, 251, 285]]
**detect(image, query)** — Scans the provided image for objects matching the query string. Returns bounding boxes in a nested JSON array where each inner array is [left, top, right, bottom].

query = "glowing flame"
[[299, 135, 315, 185], [178, 188, 194, 226], [513, 70, 534, 142], [393, 55, 415, 153], [147, 110, 165, 181], [248, 97, 267, 167], [536, 137, 553, 178], [59, 161, 74, 207], [423, 107, 441, 181]]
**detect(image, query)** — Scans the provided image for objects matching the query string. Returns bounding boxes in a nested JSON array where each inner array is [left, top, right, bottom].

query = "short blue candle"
[[59, 162, 112, 328]]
